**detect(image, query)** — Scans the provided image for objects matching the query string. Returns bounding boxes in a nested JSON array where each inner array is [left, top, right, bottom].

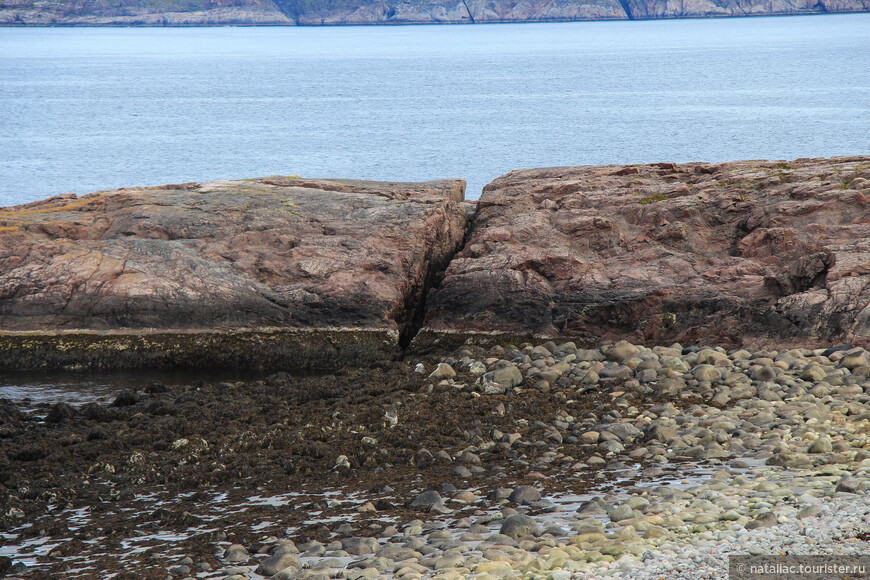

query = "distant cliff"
[[1, 0, 868, 25]]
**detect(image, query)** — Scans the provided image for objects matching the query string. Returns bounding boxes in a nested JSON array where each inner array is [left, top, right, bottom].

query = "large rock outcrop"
[[0, 177, 466, 369], [420, 156, 870, 350]]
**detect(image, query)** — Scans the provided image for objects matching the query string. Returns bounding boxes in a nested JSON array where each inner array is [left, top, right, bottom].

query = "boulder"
[[0, 177, 466, 370], [421, 157, 870, 350], [499, 514, 541, 538], [483, 365, 523, 389], [410, 490, 446, 512], [255, 553, 302, 576], [340, 537, 380, 555], [508, 485, 541, 505]]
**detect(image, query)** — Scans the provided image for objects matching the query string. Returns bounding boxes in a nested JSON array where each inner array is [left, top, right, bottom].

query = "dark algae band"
[[0, 329, 401, 371]]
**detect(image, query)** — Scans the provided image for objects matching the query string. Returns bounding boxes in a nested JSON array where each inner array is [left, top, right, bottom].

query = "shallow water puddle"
[[0, 368, 270, 411]]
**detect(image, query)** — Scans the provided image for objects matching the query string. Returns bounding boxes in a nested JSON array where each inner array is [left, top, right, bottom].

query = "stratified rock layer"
[[421, 156, 870, 350], [0, 177, 466, 369]]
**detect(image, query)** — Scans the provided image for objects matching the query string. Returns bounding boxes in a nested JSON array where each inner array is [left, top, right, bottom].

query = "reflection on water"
[[0, 368, 267, 410]]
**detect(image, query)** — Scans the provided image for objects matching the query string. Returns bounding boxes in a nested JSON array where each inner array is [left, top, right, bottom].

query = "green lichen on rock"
[[638, 193, 669, 204]]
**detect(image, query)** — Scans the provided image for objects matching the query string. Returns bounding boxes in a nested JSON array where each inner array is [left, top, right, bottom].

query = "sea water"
[[1, 14, 869, 204]]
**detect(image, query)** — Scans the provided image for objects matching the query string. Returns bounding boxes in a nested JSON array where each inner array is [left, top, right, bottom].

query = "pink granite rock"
[[0, 176, 465, 368], [422, 156, 870, 350]]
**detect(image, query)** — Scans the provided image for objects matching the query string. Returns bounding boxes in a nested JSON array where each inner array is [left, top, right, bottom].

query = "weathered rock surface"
[[0, 176, 465, 369], [291, 0, 626, 25], [622, 0, 869, 18], [2, 0, 866, 25], [0, 0, 294, 25], [421, 156, 870, 350]]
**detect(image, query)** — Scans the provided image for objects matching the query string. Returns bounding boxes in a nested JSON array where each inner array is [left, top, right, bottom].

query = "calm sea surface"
[[1, 15, 869, 204]]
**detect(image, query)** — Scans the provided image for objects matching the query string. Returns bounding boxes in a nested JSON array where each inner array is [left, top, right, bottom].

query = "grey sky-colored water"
[[0, 14, 868, 204]]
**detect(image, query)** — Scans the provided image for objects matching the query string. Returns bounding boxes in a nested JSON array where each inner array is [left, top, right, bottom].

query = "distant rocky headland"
[[1, 155, 869, 370], [1, 0, 867, 26]]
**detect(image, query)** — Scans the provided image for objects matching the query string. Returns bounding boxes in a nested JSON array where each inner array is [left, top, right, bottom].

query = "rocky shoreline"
[[2, 157, 870, 371], [4, 157, 870, 577], [2, 0, 868, 27], [4, 338, 870, 578], [0, 176, 466, 370]]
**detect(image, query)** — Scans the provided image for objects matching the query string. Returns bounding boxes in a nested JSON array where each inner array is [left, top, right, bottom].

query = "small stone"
[[222, 544, 248, 563], [341, 537, 379, 555], [609, 504, 635, 522], [434, 553, 466, 570], [45, 402, 79, 423], [808, 437, 833, 453], [599, 365, 633, 380], [754, 482, 778, 492], [273, 541, 298, 555], [484, 365, 523, 389], [255, 553, 302, 576], [488, 488, 513, 501], [112, 389, 139, 407], [410, 490, 446, 512], [626, 496, 649, 510], [380, 525, 399, 537], [837, 476, 863, 494], [644, 424, 677, 443], [469, 361, 487, 375], [797, 505, 822, 519], [579, 431, 600, 444], [644, 525, 667, 539], [599, 440, 625, 454], [452, 465, 473, 478], [614, 525, 641, 542], [508, 486, 541, 505], [839, 350, 870, 370], [483, 382, 506, 395], [544, 525, 568, 536], [801, 364, 828, 381], [576, 349, 605, 362], [358, 501, 377, 513], [752, 366, 778, 381], [654, 377, 686, 395], [745, 512, 778, 530], [607, 341, 640, 363], [711, 389, 731, 405], [429, 363, 456, 380], [693, 365, 722, 382], [579, 370, 599, 384], [604, 422, 643, 442], [576, 500, 606, 515], [499, 514, 541, 538]]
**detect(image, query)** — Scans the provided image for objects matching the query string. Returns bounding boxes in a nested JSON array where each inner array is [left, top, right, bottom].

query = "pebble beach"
[[4, 338, 870, 578]]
